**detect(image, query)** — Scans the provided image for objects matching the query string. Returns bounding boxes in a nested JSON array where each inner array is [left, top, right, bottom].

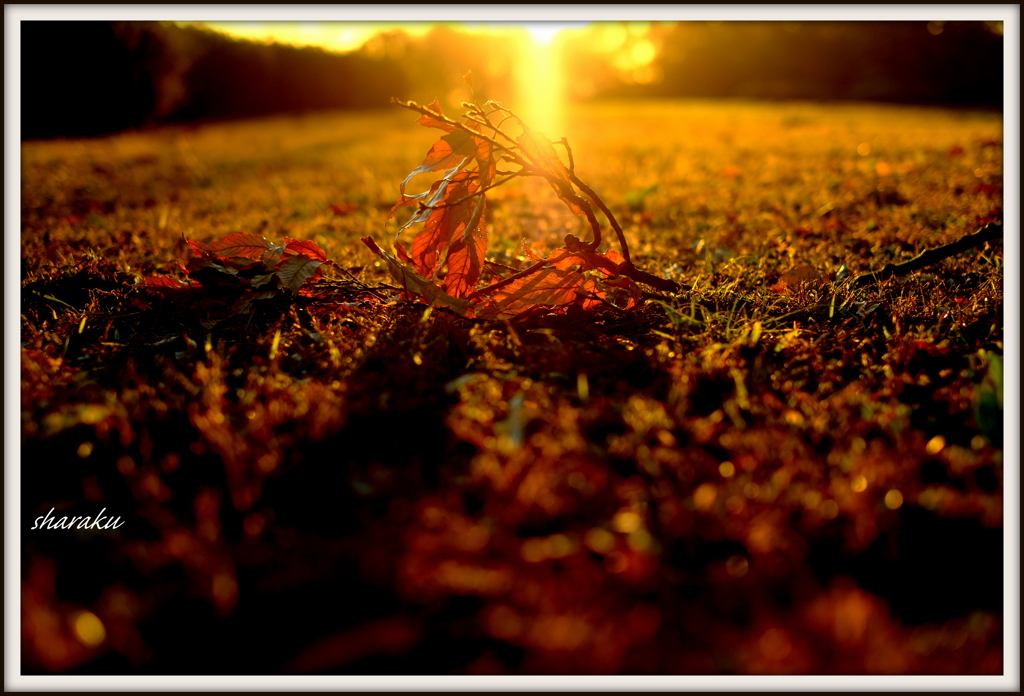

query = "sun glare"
[[509, 23, 589, 140], [517, 36, 563, 138], [524, 23, 570, 47]]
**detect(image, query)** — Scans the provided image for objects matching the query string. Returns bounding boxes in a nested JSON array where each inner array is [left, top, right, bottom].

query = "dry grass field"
[[19, 99, 1005, 676]]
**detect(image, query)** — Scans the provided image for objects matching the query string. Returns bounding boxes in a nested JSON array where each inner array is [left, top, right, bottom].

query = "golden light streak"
[[516, 35, 564, 137], [185, 21, 436, 53]]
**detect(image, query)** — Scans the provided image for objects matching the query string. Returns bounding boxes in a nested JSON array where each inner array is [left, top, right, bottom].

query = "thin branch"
[[417, 172, 523, 211], [851, 222, 1003, 288], [471, 259, 551, 298], [324, 265, 388, 301], [393, 98, 521, 163], [395, 98, 604, 249], [620, 262, 681, 293], [569, 171, 632, 265], [555, 138, 576, 175]]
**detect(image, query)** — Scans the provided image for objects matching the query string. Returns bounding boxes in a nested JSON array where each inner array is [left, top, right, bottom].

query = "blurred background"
[[20, 20, 1004, 141]]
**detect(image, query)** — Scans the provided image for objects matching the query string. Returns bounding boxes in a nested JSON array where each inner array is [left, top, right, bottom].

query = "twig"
[[471, 259, 551, 298], [621, 262, 681, 293], [852, 222, 1003, 288]]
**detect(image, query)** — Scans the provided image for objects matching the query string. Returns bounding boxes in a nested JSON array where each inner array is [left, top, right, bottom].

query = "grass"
[[19, 99, 1005, 676]]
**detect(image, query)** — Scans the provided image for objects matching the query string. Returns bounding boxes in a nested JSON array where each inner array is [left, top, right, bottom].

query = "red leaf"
[[283, 238, 328, 263], [397, 131, 478, 204], [139, 276, 199, 293], [476, 267, 585, 320], [442, 218, 488, 299], [522, 241, 545, 262], [140, 276, 188, 289], [409, 168, 481, 278], [416, 98, 456, 133], [361, 237, 474, 316], [204, 232, 284, 261], [395, 241, 412, 264]]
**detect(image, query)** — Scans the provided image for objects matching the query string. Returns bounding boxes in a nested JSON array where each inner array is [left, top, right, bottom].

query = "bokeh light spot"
[[611, 510, 642, 534], [77, 441, 94, 458], [851, 475, 868, 493], [884, 489, 904, 510], [72, 611, 105, 647], [631, 39, 657, 66], [857, 142, 871, 156], [925, 435, 946, 455], [693, 482, 718, 511], [718, 461, 735, 478], [802, 490, 822, 510]]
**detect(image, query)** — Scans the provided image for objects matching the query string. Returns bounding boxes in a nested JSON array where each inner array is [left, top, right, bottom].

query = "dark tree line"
[[568, 21, 1003, 106], [21, 22, 409, 140]]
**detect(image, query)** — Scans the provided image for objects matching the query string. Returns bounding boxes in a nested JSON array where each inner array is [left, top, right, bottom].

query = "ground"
[[19, 99, 1005, 676]]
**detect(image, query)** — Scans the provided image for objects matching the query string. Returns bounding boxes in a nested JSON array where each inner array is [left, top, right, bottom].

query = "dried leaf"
[[416, 98, 456, 133], [201, 232, 285, 261], [361, 237, 474, 317], [409, 168, 482, 278], [442, 218, 488, 299], [139, 276, 195, 291], [390, 163, 461, 222], [276, 254, 324, 294], [284, 238, 328, 263], [477, 266, 585, 320], [397, 132, 476, 202]]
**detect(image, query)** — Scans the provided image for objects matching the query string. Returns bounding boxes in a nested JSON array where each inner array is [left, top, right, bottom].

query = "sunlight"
[[514, 24, 588, 140], [524, 23, 567, 47], [516, 37, 564, 137]]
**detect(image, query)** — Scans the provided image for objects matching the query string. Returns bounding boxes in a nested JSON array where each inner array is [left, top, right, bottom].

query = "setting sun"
[[523, 21, 588, 47]]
